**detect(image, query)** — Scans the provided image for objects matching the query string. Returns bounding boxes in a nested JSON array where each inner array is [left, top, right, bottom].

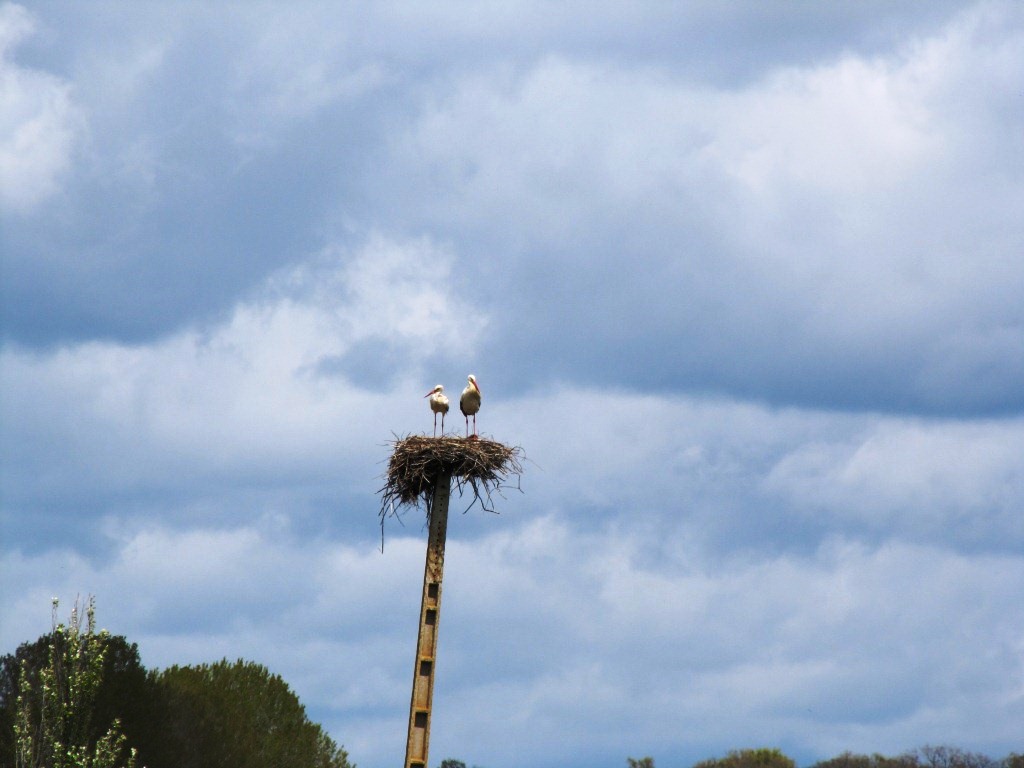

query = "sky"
[[1, 2, 1023, 766]]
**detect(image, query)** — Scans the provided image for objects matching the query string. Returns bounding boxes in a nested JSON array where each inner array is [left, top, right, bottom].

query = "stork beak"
[[473, 381, 482, 394], [424, 391, 433, 398]]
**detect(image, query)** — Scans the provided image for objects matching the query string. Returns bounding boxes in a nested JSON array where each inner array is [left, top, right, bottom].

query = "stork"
[[459, 374, 482, 438], [425, 385, 449, 437]]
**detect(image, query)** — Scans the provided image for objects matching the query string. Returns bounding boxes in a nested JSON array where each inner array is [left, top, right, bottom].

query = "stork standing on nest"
[[460, 374, 482, 438], [425, 384, 449, 437]]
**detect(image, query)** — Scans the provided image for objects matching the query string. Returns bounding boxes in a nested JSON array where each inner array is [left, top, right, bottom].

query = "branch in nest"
[[377, 435, 524, 528]]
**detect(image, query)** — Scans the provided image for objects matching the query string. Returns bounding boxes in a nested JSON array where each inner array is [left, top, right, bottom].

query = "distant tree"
[[145, 658, 353, 768], [439, 760, 467, 768], [911, 746, 997, 768], [810, 752, 918, 768], [628, 758, 655, 768], [0, 598, 137, 768], [811, 748, 1010, 768], [693, 748, 795, 768], [809, 752, 873, 768], [1003, 755, 1024, 768]]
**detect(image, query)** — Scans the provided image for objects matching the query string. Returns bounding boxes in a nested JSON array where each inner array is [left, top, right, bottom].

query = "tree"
[[3, 601, 354, 768], [0, 598, 137, 768], [912, 747, 998, 768], [628, 758, 655, 768], [145, 658, 353, 768], [694, 748, 796, 768], [439, 761, 467, 768], [810, 752, 918, 768], [1, 616, 150, 768], [809, 748, 1024, 768]]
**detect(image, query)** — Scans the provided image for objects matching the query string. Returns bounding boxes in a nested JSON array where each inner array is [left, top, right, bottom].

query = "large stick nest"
[[378, 436, 524, 526]]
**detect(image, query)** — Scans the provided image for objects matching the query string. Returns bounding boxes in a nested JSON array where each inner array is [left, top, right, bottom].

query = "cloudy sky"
[[2, 2, 1023, 766]]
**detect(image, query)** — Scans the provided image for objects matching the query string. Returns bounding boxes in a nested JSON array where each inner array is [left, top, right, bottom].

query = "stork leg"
[[441, 412, 445, 435], [465, 415, 470, 437], [433, 412, 439, 438], [473, 414, 477, 437]]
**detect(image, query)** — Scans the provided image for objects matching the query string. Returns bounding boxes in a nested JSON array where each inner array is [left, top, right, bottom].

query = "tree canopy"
[[695, 749, 796, 768], [810, 749, 1021, 768], [1, 603, 352, 768], [144, 659, 351, 768], [0, 598, 139, 768]]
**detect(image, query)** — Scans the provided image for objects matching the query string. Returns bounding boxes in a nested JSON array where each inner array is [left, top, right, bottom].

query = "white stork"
[[424, 384, 449, 437], [459, 374, 482, 438]]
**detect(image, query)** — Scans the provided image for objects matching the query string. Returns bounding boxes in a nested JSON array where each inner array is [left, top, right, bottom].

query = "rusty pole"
[[403, 471, 452, 768]]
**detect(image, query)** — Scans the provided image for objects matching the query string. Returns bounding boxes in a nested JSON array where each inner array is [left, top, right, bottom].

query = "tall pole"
[[404, 471, 452, 768]]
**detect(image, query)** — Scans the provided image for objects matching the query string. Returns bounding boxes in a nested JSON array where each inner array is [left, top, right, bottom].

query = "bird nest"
[[378, 435, 524, 527]]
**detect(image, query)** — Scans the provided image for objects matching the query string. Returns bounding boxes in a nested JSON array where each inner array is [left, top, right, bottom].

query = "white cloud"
[[763, 415, 1024, 543], [383, 3, 1023, 412], [0, 235, 485, 513], [3, 1, 1019, 413], [0, 3, 82, 212], [392, 1, 1020, 212], [5, 296, 1022, 550], [0, 2, 30, 53], [424, 525, 1024, 764], [482, 387, 1024, 551], [706, 54, 939, 197], [225, 9, 390, 150]]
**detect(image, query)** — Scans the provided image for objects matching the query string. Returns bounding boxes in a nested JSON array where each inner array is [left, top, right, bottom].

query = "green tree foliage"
[[810, 748, 1009, 768], [810, 751, 918, 768], [1, 621, 150, 767], [0, 598, 137, 768], [144, 658, 352, 768], [628, 758, 656, 768], [439, 761, 467, 768], [913, 746, 998, 768], [694, 748, 796, 768], [2, 602, 353, 768]]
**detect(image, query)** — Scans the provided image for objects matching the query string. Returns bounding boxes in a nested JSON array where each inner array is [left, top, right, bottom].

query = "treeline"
[[0, 599, 352, 768], [434, 745, 1024, 768], [617, 748, 1024, 768], [5, 602, 1017, 768]]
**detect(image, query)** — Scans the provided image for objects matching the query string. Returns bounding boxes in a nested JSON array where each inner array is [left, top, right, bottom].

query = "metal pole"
[[404, 471, 452, 768]]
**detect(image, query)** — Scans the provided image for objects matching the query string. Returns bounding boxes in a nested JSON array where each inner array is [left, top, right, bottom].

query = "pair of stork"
[[425, 375, 481, 438]]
